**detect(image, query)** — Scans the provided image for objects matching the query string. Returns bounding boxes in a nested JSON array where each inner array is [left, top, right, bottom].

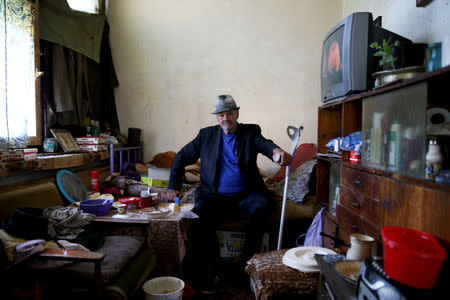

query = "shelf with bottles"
[[361, 82, 428, 179]]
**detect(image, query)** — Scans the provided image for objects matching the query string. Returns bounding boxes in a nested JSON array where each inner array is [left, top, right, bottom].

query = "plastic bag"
[[296, 207, 325, 247], [340, 131, 362, 151]]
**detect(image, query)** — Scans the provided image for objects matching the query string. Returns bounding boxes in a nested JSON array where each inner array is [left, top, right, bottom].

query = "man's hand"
[[272, 148, 293, 166], [165, 189, 180, 203]]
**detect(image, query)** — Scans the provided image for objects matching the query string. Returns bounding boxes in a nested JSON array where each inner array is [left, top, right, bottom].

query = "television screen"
[[322, 25, 344, 95]]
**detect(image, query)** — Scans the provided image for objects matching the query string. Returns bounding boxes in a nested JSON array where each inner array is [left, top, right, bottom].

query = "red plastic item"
[[381, 226, 447, 289], [139, 197, 153, 208], [91, 171, 100, 194], [119, 197, 142, 209]]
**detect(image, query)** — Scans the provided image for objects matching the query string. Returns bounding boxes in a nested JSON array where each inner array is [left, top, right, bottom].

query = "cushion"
[[60, 235, 145, 283], [149, 151, 176, 168], [269, 159, 317, 203], [268, 143, 317, 183]]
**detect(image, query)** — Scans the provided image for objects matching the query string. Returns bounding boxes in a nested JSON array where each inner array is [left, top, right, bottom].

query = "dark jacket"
[[168, 123, 279, 200]]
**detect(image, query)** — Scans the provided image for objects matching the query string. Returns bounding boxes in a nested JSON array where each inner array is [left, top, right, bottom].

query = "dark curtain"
[[40, 20, 119, 138]]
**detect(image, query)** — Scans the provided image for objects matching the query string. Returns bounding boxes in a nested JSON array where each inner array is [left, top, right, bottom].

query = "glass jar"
[[43, 138, 58, 152]]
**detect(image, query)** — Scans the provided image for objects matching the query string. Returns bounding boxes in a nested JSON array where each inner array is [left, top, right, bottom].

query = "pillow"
[[269, 143, 317, 183], [149, 151, 176, 168], [271, 159, 317, 203]]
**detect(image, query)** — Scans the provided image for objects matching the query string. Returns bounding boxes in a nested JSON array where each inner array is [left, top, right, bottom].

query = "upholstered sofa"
[[0, 165, 156, 299]]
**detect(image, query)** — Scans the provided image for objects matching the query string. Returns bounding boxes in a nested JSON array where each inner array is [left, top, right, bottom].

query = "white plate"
[[112, 213, 132, 219], [282, 246, 337, 271], [282, 255, 320, 272]]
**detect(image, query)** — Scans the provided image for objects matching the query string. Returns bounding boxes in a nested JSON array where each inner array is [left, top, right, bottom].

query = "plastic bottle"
[[172, 197, 181, 212], [388, 119, 401, 171], [91, 171, 100, 194], [425, 140, 443, 180], [91, 120, 100, 137]]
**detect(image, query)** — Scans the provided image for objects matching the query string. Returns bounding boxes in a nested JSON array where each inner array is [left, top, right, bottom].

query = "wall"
[[106, 0, 450, 175], [106, 0, 341, 175], [343, 0, 450, 44]]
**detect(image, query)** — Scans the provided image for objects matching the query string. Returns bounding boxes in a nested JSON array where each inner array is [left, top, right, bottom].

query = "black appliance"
[[356, 258, 439, 300]]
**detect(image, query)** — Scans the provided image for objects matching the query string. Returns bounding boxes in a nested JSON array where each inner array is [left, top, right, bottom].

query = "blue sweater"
[[216, 133, 248, 196]]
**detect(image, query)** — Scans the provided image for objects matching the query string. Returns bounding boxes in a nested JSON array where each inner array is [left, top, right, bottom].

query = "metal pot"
[[372, 66, 426, 87]]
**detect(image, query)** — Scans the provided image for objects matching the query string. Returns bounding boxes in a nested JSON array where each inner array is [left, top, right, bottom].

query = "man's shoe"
[[199, 274, 219, 295]]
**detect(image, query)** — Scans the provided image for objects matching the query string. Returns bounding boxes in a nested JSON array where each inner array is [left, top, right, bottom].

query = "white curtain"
[[0, 0, 36, 150]]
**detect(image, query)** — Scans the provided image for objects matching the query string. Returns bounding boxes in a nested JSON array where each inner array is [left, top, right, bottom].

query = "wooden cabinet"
[[317, 66, 450, 252]]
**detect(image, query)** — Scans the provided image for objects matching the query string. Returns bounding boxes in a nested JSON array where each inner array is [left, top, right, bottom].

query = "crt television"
[[321, 12, 412, 103]]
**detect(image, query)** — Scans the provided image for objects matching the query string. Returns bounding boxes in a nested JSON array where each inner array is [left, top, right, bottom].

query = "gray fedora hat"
[[212, 95, 240, 114]]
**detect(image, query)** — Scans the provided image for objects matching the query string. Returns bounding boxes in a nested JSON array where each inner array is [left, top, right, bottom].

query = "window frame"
[[29, 0, 42, 146]]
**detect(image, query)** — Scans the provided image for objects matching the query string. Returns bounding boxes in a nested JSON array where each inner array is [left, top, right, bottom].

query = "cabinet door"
[[380, 181, 450, 248], [361, 82, 427, 178]]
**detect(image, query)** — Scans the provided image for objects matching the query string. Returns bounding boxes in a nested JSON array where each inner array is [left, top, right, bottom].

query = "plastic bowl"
[[80, 199, 113, 216], [381, 226, 447, 289]]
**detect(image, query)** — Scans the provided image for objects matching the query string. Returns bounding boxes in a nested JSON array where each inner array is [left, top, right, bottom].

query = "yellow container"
[[148, 178, 169, 188], [140, 175, 149, 185]]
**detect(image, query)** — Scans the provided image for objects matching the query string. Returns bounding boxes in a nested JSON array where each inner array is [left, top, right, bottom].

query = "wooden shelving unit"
[[317, 65, 450, 251]]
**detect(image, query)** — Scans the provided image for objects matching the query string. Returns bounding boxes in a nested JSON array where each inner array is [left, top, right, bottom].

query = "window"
[[0, 0, 41, 149], [0, 0, 105, 151]]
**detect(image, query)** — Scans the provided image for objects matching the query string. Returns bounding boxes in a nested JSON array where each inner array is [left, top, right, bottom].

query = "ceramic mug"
[[346, 234, 375, 261]]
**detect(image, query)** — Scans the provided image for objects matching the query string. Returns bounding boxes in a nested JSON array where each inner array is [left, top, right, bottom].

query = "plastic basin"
[[381, 226, 447, 289], [80, 199, 113, 216], [142, 276, 184, 300]]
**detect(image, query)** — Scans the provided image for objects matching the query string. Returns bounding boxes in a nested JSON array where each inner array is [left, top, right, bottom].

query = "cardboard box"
[[0, 150, 24, 162], [140, 175, 149, 185], [0, 148, 38, 162], [23, 148, 38, 161], [75, 136, 106, 145], [147, 168, 170, 188], [78, 144, 107, 152], [147, 178, 169, 188]]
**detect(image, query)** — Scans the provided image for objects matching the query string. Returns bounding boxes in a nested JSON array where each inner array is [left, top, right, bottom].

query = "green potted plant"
[[370, 37, 401, 70]]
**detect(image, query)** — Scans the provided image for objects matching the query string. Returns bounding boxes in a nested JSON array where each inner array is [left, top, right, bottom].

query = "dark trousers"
[[187, 191, 273, 282]]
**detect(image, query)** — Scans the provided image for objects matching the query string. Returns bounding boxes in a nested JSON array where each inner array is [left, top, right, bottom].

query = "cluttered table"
[[94, 202, 197, 277]]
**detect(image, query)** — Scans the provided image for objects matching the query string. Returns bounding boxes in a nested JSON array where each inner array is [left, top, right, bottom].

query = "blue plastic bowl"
[[80, 199, 113, 216]]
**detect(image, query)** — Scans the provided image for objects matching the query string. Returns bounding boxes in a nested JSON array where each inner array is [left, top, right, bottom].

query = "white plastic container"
[[142, 276, 184, 300], [425, 140, 443, 180], [216, 230, 246, 263]]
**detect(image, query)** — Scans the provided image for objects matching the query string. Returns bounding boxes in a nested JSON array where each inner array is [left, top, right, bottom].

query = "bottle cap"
[[174, 197, 180, 205]]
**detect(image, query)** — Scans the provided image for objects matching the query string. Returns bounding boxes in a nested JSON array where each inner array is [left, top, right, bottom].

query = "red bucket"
[[381, 226, 447, 289]]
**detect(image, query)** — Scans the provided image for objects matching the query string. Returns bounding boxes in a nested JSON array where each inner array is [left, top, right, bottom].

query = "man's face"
[[216, 109, 239, 134]]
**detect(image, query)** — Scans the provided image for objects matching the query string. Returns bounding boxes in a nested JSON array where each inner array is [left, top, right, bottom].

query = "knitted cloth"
[[245, 249, 319, 299], [46, 206, 95, 240]]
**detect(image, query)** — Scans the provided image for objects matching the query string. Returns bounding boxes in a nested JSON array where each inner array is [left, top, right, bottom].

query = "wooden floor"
[[190, 263, 254, 300]]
